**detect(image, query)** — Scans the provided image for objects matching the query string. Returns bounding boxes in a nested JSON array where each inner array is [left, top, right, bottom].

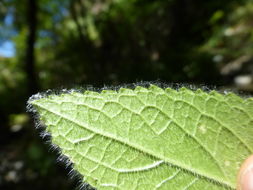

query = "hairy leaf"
[[29, 85, 253, 190]]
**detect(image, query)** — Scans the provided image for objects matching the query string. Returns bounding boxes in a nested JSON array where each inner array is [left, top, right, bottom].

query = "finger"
[[237, 155, 253, 190]]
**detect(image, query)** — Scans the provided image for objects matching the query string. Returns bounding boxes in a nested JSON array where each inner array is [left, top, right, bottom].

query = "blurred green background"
[[0, 0, 253, 189]]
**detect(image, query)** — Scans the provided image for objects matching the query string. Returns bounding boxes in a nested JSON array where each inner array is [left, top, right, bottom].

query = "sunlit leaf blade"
[[29, 85, 253, 190]]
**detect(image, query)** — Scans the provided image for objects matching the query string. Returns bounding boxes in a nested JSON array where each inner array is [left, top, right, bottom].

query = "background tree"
[[25, 0, 39, 95]]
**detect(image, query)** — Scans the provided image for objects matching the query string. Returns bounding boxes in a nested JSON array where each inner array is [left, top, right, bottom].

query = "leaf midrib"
[[33, 101, 234, 189]]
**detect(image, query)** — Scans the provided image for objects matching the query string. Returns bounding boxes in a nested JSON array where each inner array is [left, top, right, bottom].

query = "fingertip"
[[237, 155, 253, 190]]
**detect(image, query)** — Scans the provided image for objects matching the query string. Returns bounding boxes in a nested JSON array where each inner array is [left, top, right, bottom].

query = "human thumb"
[[237, 155, 253, 190]]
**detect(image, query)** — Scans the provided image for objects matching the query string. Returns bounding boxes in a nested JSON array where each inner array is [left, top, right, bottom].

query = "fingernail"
[[240, 165, 253, 190]]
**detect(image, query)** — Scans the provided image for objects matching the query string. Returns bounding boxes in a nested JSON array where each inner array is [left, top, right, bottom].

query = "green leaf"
[[29, 85, 253, 190]]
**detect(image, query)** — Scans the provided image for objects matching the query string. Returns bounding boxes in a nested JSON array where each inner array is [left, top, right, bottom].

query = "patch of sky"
[[0, 41, 15, 57], [0, 8, 16, 57], [4, 10, 14, 26]]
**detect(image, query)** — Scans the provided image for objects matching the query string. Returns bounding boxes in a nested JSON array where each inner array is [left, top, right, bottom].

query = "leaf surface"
[[29, 85, 253, 190]]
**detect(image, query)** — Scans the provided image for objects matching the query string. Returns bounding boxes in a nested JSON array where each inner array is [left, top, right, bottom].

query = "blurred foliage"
[[0, 0, 253, 189], [202, 2, 253, 76]]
